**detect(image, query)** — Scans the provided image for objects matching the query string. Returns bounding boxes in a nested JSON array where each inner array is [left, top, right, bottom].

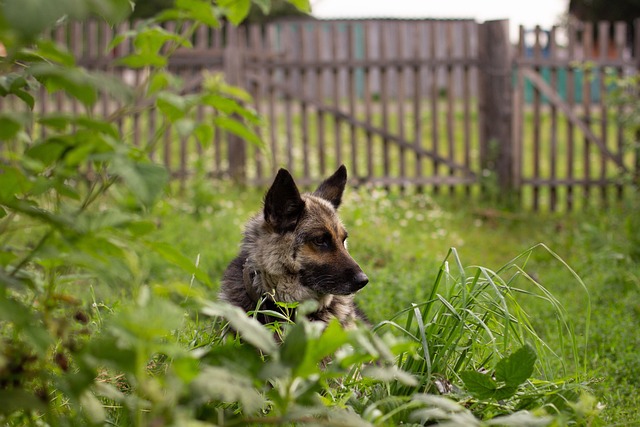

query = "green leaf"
[[79, 391, 106, 425], [0, 294, 32, 324], [172, 357, 200, 383], [485, 411, 553, 426], [130, 25, 192, 61], [253, 0, 271, 15], [308, 318, 349, 362], [280, 321, 308, 370], [146, 241, 212, 287], [201, 94, 260, 125], [75, 116, 119, 139], [154, 9, 189, 22], [1, 0, 61, 40], [201, 301, 277, 355], [74, 210, 136, 233], [38, 115, 72, 131], [219, 0, 251, 25], [176, 0, 219, 27], [107, 30, 136, 51], [157, 91, 187, 122], [0, 114, 23, 140], [111, 157, 168, 208], [175, 118, 196, 137], [14, 90, 35, 110], [86, 0, 133, 24], [201, 93, 240, 114], [287, 0, 311, 13], [0, 166, 33, 200], [26, 139, 69, 166], [24, 323, 55, 356], [495, 344, 537, 387], [65, 141, 99, 167], [148, 71, 172, 95], [53, 179, 81, 200], [38, 114, 118, 138], [29, 63, 98, 107], [492, 385, 519, 401], [362, 365, 418, 386], [194, 123, 214, 148], [0, 390, 47, 415], [117, 53, 167, 68], [191, 366, 264, 413], [86, 336, 137, 374], [212, 115, 263, 147], [125, 220, 156, 236], [32, 39, 76, 66], [0, 198, 71, 229], [460, 370, 498, 400], [200, 341, 266, 379], [114, 293, 184, 342], [0, 73, 28, 94], [217, 83, 253, 104]]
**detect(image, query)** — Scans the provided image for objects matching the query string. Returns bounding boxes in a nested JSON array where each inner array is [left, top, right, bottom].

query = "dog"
[[219, 165, 369, 329]]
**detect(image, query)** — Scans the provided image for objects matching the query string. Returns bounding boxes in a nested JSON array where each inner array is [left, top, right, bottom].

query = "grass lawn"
[[148, 181, 640, 425]]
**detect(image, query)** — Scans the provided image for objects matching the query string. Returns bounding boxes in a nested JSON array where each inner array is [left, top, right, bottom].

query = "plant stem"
[[9, 229, 54, 277]]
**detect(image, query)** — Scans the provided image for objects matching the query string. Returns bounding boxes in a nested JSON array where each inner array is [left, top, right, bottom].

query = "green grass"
[[149, 182, 640, 425]]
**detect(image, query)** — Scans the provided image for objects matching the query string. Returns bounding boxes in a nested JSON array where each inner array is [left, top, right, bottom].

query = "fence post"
[[224, 25, 247, 182], [635, 18, 640, 189], [478, 20, 514, 198]]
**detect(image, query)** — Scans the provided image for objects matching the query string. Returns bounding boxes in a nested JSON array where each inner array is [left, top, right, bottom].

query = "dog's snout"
[[354, 271, 369, 290]]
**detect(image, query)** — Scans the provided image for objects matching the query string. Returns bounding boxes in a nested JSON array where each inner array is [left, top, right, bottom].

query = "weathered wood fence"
[[514, 21, 640, 210], [2, 18, 639, 210], [242, 19, 486, 192]]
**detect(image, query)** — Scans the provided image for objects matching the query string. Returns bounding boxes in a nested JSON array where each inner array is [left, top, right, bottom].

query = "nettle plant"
[[0, 0, 600, 425], [0, 0, 297, 424]]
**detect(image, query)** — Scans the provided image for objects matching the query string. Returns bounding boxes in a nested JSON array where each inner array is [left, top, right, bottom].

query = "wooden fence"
[[241, 19, 487, 192], [2, 18, 639, 210], [514, 21, 640, 210]]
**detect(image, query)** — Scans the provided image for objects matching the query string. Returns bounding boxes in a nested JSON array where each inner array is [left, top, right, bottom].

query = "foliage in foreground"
[[1, 225, 602, 426]]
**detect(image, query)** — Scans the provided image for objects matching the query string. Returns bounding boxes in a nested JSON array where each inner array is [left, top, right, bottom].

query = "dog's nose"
[[354, 271, 369, 290]]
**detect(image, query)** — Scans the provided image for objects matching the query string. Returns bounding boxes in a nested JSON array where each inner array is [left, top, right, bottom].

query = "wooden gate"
[[513, 21, 640, 211], [232, 19, 494, 191]]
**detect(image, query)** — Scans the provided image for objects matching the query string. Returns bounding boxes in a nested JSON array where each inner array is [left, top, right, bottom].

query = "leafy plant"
[[460, 344, 537, 401], [366, 245, 597, 423], [0, 0, 307, 424]]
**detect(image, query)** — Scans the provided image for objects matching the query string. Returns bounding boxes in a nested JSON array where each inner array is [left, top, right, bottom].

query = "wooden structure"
[[2, 18, 639, 210], [513, 21, 640, 210], [241, 19, 483, 191]]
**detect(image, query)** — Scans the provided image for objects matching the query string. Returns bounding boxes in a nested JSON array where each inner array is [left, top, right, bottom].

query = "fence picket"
[[566, 24, 576, 211], [583, 22, 593, 203], [549, 26, 558, 211], [412, 21, 423, 190], [429, 21, 440, 193]]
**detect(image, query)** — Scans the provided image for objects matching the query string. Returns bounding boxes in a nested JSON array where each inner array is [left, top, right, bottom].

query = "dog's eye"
[[312, 235, 330, 248]]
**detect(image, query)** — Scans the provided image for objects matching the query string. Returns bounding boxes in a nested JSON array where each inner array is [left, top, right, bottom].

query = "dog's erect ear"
[[314, 165, 347, 209], [264, 169, 305, 233]]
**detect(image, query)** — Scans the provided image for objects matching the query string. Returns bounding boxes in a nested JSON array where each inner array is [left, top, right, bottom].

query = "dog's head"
[[262, 165, 368, 296]]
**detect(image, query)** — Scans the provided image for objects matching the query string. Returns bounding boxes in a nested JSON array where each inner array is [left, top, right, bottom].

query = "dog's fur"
[[219, 165, 369, 328]]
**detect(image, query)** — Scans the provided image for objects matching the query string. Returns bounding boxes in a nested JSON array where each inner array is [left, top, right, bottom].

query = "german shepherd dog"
[[219, 165, 369, 328]]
